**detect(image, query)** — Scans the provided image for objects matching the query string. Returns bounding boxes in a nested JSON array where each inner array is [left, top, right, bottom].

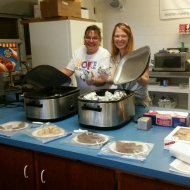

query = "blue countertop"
[[0, 102, 190, 187]]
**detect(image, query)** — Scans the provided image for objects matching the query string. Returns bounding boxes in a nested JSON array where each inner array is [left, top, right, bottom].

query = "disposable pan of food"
[[21, 122, 72, 144], [0, 121, 30, 137], [60, 130, 113, 149], [97, 140, 154, 161]]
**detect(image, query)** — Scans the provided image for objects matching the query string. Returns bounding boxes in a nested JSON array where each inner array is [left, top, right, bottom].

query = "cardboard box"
[[67, 0, 82, 4], [143, 110, 190, 128], [81, 9, 89, 19], [75, 0, 82, 6], [40, 0, 81, 18], [164, 126, 190, 150]]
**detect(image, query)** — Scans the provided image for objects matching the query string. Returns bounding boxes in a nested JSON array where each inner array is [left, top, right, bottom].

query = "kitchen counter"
[[0, 98, 190, 188]]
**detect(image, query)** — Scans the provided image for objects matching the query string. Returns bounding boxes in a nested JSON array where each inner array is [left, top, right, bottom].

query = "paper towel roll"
[[169, 142, 190, 164]]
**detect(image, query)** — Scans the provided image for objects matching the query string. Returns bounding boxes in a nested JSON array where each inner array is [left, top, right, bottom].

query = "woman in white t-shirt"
[[61, 25, 116, 95]]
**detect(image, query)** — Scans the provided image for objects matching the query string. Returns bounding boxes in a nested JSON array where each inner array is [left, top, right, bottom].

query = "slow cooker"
[[78, 89, 135, 129], [23, 65, 79, 121], [24, 86, 79, 121]]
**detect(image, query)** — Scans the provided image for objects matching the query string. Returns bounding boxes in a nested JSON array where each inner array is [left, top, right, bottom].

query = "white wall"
[[83, 0, 102, 23], [84, 0, 190, 60]]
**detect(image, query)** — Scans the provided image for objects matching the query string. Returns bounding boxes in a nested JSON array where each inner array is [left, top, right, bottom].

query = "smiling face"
[[111, 23, 135, 62], [84, 30, 101, 55], [113, 27, 129, 53]]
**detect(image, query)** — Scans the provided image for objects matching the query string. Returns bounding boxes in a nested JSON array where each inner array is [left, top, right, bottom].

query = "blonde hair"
[[111, 23, 135, 64]]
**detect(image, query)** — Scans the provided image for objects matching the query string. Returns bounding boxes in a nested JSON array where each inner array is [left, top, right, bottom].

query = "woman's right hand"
[[98, 67, 115, 84], [98, 73, 110, 83]]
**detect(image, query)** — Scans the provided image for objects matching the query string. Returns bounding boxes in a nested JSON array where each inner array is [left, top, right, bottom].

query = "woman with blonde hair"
[[103, 23, 152, 106]]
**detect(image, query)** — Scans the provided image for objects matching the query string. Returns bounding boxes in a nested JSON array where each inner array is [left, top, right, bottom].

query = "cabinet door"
[[119, 172, 190, 190], [0, 144, 36, 190], [36, 152, 116, 190]]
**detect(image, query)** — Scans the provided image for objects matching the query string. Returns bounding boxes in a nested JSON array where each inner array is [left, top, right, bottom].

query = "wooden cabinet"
[[119, 172, 190, 190], [0, 144, 115, 190], [35, 152, 116, 190], [0, 143, 189, 190], [0, 144, 36, 190]]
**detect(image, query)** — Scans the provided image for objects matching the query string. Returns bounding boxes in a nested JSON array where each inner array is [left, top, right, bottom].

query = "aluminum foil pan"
[[82, 90, 127, 101]]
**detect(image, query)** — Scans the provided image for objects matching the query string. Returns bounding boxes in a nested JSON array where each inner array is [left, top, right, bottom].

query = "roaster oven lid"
[[22, 65, 71, 88], [113, 46, 151, 85], [24, 86, 79, 99]]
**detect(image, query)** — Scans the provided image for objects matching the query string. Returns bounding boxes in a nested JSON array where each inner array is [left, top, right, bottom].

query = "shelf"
[[148, 85, 189, 93], [20, 17, 96, 24], [149, 59, 190, 110], [179, 33, 190, 35], [0, 39, 23, 43], [152, 105, 187, 110], [149, 71, 190, 78]]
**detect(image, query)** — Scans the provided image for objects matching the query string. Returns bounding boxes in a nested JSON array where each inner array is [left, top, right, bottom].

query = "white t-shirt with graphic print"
[[66, 46, 116, 95]]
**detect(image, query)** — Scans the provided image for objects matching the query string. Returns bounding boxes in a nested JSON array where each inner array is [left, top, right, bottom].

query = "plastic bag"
[[60, 130, 113, 149], [21, 122, 72, 144], [0, 121, 30, 137], [97, 140, 154, 161]]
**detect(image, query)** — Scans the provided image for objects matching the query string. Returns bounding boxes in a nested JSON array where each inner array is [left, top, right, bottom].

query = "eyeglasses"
[[84, 37, 100, 41]]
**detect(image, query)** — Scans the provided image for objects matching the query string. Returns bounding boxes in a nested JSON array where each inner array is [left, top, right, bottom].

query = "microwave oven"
[[154, 52, 190, 71]]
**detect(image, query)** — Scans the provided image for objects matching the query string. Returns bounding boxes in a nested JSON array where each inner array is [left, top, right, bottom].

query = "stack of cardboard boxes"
[[40, 0, 81, 18], [34, 0, 88, 19]]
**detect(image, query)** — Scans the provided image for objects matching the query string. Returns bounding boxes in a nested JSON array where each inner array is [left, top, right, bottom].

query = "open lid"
[[113, 46, 151, 85], [22, 65, 71, 88]]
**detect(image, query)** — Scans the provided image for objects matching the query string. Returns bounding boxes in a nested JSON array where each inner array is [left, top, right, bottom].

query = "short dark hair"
[[84, 25, 102, 38]]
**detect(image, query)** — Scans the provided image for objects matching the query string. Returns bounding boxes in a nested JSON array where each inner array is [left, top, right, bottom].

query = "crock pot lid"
[[113, 46, 151, 85], [23, 65, 71, 88]]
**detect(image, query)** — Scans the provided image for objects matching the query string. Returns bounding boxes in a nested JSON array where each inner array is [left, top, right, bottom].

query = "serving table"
[[0, 97, 190, 190]]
